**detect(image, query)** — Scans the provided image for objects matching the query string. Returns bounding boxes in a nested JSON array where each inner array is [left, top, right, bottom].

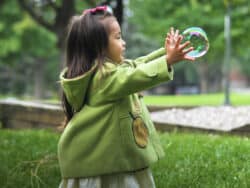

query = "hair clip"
[[83, 5, 113, 15]]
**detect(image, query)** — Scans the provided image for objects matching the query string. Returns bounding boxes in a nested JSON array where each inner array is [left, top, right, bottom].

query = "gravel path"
[[150, 106, 250, 132]]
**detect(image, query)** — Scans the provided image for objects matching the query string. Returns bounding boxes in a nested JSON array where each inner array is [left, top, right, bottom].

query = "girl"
[[58, 5, 194, 188]]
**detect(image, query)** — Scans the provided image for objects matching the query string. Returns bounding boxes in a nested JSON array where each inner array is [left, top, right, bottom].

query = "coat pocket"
[[119, 113, 149, 149]]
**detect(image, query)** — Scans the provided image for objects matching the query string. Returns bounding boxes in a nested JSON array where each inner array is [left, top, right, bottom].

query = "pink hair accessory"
[[83, 6, 108, 15]]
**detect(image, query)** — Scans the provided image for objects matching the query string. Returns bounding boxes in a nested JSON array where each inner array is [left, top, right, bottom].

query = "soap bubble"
[[182, 27, 209, 58]]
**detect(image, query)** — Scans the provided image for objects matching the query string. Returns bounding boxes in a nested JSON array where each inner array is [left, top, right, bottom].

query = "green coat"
[[58, 48, 174, 178]]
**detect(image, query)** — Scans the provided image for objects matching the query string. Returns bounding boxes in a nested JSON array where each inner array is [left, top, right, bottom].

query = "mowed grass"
[[153, 132, 250, 188], [0, 129, 249, 188], [2, 92, 250, 107], [143, 93, 250, 106]]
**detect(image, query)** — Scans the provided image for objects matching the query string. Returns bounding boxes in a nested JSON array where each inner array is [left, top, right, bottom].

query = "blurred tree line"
[[0, 0, 249, 99], [128, 0, 250, 94]]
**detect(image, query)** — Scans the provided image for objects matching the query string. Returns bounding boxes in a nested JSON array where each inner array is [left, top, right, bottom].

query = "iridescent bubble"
[[182, 27, 209, 58]]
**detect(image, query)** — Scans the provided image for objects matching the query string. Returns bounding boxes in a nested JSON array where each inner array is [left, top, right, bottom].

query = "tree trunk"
[[18, 0, 125, 97], [98, 0, 124, 25], [0, 0, 5, 7], [34, 59, 45, 99], [197, 62, 209, 93], [113, 0, 123, 25]]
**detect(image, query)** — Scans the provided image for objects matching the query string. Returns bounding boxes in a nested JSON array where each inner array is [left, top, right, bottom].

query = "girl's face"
[[106, 19, 126, 63]]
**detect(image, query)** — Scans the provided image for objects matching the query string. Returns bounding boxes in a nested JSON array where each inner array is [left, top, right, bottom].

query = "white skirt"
[[59, 168, 156, 188]]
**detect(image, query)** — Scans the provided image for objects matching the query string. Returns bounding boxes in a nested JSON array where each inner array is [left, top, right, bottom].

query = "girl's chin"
[[117, 57, 124, 63]]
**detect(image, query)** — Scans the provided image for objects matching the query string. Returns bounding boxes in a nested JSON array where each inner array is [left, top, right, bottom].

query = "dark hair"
[[61, 10, 114, 127]]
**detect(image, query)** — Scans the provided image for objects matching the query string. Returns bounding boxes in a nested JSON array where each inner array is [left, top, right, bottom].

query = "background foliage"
[[0, 0, 249, 98], [128, 0, 250, 93]]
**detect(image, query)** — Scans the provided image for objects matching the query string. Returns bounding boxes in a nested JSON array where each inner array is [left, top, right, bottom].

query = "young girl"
[[58, 5, 194, 188]]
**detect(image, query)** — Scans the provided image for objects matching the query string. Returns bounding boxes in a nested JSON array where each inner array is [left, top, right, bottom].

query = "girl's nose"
[[122, 39, 126, 47]]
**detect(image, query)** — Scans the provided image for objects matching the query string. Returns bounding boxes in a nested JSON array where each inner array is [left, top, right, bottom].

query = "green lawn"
[[153, 133, 250, 188], [1, 93, 250, 108], [0, 129, 60, 188], [1, 93, 250, 107], [143, 93, 250, 106], [0, 129, 249, 188]]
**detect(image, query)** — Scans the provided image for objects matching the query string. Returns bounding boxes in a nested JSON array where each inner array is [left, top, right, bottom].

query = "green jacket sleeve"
[[92, 55, 173, 102], [125, 48, 166, 66]]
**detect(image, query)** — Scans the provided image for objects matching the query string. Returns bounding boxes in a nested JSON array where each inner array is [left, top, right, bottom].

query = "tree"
[[0, 0, 57, 98], [129, 0, 250, 93], [0, 0, 27, 95], [14, 15, 58, 98], [17, 0, 124, 67], [14, 0, 124, 98]]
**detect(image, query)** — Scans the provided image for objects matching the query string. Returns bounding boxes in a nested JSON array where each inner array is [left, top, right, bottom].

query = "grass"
[[143, 93, 250, 106], [0, 129, 60, 188], [1, 92, 250, 107], [0, 129, 249, 188], [153, 132, 250, 188]]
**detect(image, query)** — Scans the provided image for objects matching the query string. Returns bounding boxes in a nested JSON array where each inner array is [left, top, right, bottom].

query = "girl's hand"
[[165, 27, 195, 66]]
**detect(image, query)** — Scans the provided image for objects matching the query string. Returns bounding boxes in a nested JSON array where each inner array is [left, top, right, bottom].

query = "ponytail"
[[61, 10, 115, 127]]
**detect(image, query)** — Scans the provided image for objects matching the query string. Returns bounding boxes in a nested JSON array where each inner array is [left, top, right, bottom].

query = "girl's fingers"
[[183, 47, 195, 61], [179, 35, 183, 41], [166, 33, 176, 46], [180, 41, 191, 50], [174, 35, 183, 48], [183, 47, 194, 54], [166, 33, 171, 40], [171, 27, 176, 38], [184, 55, 196, 61], [166, 31, 172, 37], [166, 27, 196, 62], [170, 27, 174, 35], [174, 29, 179, 39], [176, 29, 179, 36], [165, 38, 171, 45]]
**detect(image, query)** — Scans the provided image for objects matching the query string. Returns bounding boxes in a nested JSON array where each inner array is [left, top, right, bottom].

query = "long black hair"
[[61, 10, 115, 126]]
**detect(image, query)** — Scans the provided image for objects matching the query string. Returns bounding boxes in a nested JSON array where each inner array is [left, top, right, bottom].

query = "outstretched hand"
[[165, 27, 195, 66]]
